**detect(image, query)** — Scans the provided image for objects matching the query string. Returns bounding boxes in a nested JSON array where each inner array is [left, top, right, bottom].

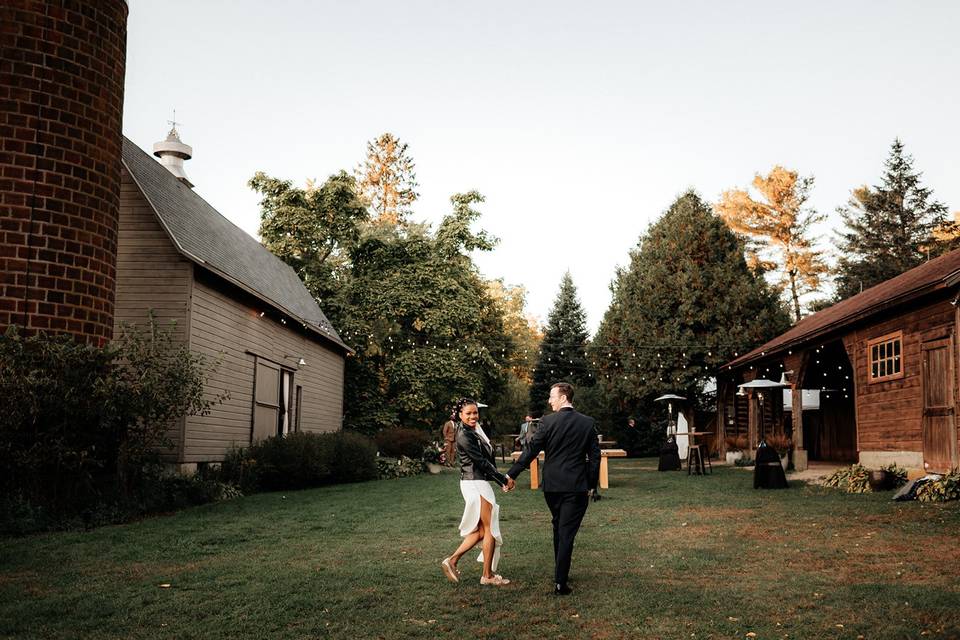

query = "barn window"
[[868, 331, 903, 382]]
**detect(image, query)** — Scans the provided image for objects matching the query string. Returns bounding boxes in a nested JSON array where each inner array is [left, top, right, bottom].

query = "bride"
[[441, 397, 511, 586]]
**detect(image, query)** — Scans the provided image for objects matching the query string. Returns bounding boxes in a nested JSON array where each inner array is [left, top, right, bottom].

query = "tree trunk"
[[789, 271, 801, 323]]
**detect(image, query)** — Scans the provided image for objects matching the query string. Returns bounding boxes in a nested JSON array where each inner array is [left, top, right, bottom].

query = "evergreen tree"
[[835, 139, 949, 300], [592, 191, 789, 420], [529, 272, 593, 413]]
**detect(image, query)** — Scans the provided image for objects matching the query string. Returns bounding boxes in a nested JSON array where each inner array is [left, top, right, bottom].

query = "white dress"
[[457, 426, 503, 571]]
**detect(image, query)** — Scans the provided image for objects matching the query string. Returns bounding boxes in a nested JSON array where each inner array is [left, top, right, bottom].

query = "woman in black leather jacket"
[[440, 398, 511, 586]]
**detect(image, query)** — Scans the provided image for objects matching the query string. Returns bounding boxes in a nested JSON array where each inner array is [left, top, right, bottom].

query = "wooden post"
[[717, 381, 728, 457], [791, 384, 807, 471]]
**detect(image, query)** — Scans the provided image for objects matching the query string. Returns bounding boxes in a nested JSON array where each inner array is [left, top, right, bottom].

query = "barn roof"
[[725, 249, 960, 369], [121, 136, 349, 353]]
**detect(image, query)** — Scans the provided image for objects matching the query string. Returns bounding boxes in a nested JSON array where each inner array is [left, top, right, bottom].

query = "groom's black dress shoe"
[[554, 583, 572, 596]]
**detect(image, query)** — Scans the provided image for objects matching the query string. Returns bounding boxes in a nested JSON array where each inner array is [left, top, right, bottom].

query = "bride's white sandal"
[[480, 574, 510, 586], [441, 557, 460, 583]]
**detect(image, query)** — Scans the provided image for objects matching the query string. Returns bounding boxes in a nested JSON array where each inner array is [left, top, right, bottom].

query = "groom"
[[504, 382, 601, 595]]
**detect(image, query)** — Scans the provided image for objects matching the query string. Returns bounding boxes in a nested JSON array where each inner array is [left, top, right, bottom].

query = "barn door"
[[921, 337, 958, 473], [253, 359, 281, 442]]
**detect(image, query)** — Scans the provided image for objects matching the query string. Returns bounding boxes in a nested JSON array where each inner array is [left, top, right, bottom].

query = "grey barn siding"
[[184, 273, 345, 462], [114, 169, 193, 459], [115, 159, 347, 465], [115, 169, 191, 340]]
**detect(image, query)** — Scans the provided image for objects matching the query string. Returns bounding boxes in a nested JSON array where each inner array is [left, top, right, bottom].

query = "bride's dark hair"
[[453, 397, 478, 421]]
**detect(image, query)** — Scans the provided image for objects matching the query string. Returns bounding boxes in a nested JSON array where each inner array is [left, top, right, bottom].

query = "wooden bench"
[[510, 449, 628, 489]]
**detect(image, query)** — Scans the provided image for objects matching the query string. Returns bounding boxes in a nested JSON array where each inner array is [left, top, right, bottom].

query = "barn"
[[115, 130, 350, 471], [718, 250, 960, 474]]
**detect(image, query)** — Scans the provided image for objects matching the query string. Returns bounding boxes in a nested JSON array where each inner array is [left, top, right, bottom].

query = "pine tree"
[[528, 272, 593, 413], [592, 191, 789, 418], [834, 139, 949, 300], [354, 133, 419, 226]]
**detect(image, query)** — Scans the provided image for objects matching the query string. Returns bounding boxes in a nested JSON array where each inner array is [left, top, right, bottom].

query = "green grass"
[[2, 459, 959, 639]]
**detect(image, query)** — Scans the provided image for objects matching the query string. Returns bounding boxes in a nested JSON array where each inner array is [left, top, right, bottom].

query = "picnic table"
[[510, 449, 628, 489]]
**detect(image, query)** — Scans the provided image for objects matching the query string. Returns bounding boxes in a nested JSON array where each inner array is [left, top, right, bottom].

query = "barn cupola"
[[153, 120, 194, 188]]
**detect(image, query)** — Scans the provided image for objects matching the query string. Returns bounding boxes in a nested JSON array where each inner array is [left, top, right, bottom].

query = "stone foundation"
[[858, 450, 924, 472]]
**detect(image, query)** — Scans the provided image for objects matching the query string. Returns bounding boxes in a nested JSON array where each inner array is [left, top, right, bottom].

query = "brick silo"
[[0, 0, 128, 344]]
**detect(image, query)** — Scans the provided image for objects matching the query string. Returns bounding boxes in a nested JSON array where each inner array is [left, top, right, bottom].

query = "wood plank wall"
[[847, 298, 955, 453], [185, 272, 345, 462], [115, 169, 192, 339], [114, 169, 193, 458]]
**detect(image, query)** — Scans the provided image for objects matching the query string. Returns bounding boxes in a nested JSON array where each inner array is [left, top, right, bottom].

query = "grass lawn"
[[2, 459, 959, 640]]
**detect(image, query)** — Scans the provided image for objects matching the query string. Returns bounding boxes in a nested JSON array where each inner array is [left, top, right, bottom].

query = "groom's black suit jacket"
[[506, 407, 601, 492]]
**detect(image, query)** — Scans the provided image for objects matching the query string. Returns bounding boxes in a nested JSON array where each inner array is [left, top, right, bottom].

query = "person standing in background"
[[442, 413, 457, 467]]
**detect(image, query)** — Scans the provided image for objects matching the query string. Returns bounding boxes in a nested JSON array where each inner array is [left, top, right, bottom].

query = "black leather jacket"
[[455, 423, 507, 486]]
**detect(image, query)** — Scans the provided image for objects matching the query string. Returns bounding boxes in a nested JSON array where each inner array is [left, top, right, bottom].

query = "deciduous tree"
[[250, 170, 368, 310], [716, 166, 827, 321]]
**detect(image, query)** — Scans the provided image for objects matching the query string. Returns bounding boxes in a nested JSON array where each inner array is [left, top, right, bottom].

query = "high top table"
[[510, 449, 627, 489]]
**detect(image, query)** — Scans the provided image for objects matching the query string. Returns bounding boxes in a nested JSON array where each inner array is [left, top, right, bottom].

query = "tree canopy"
[[254, 162, 517, 434], [716, 166, 828, 322], [834, 139, 950, 300], [250, 170, 368, 309], [591, 191, 790, 419]]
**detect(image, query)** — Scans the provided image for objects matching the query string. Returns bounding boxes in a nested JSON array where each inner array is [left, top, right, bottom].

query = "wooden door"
[[921, 338, 958, 473], [253, 359, 281, 442]]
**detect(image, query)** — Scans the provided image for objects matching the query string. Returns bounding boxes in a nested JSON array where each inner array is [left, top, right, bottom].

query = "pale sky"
[[123, 0, 959, 332]]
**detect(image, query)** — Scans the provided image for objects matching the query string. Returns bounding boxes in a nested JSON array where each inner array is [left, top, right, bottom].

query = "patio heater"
[[654, 394, 686, 471], [654, 394, 687, 435], [737, 379, 789, 489]]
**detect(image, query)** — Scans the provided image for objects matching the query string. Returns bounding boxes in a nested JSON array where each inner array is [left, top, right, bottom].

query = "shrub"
[[765, 434, 792, 455], [0, 319, 224, 528], [375, 427, 431, 459], [422, 442, 444, 464], [377, 456, 425, 479], [329, 431, 379, 483], [134, 468, 242, 514], [883, 463, 909, 488], [724, 435, 748, 452], [915, 470, 960, 503], [823, 464, 871, 493], [220, 431, 378, 492]]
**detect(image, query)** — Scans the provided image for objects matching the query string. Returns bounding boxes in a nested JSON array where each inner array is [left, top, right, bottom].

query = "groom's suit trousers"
[[544, 491, 589, 586]]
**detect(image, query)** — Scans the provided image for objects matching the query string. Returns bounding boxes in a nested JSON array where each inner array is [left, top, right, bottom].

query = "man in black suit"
[[504, 382, 601, 595]]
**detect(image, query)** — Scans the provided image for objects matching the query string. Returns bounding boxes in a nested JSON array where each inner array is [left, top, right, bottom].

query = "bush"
[[915, 470, 960, 502], [329, 432, 379, 483], [0, 320, 223, 528], [377, 456, 425, 479], [883, 463, 909, 488], [725, 435, 748, 452], [823, 464, 871, 493], [765, 434, 792, 455], [375, 427, 431, 459], [219, 431, 378, 492]]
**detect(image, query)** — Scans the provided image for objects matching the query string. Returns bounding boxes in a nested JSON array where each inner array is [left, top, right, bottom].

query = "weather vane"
[[167, 109, 182, 133]]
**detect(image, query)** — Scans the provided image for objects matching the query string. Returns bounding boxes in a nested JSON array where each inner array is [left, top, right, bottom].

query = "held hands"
[[502, 476, 516, 492]]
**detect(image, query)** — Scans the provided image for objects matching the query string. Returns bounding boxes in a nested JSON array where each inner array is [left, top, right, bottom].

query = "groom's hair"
[[551, 382, 574, 402]]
